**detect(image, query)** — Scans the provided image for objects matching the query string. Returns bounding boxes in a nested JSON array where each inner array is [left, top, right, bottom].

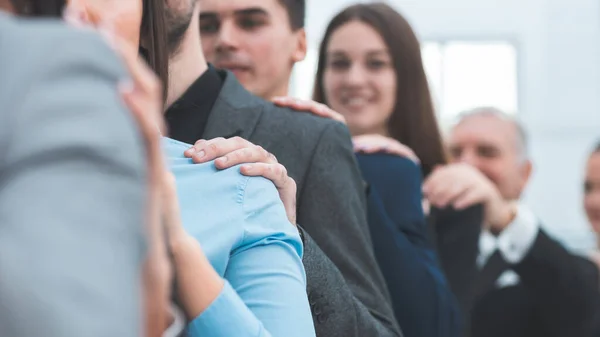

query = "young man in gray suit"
[[162, 0, 401, 336], [0, 7, 147, 337]]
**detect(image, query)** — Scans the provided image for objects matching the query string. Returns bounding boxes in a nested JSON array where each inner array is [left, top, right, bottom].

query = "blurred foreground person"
[[0, 3, 149, 336]]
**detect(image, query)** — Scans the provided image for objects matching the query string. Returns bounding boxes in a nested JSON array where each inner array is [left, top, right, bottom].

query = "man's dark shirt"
[[165, 65, 222, 144]]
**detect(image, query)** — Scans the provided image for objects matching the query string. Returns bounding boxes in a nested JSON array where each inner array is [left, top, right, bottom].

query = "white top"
[[477, 203, 540, 288]]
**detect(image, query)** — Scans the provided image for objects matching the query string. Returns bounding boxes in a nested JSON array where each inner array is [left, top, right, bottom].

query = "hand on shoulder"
[[184, 136, 298, 226]]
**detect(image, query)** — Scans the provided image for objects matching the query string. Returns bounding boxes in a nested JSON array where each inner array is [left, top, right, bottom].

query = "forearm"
[[170, 239, 224, 320], [171, 241, 272, 337], [431, 205, 483, 317]]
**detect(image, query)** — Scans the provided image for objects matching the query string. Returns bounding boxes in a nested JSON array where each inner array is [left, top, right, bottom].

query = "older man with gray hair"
[[423, 106, 600, 337]]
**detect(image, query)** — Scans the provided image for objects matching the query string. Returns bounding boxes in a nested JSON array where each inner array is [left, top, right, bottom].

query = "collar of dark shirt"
[[165, 64, 224, 144]]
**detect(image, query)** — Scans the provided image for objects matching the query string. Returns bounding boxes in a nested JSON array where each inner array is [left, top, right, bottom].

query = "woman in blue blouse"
[[57, 1, 315, 336]]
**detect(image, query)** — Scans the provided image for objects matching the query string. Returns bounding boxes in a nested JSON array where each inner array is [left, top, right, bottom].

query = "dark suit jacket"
[[428, 202, 600, 337], [469, 230, 600, 337], [357, 154, 462, 337], [201, 70, 401, 337], [428, 205, 483, 323]]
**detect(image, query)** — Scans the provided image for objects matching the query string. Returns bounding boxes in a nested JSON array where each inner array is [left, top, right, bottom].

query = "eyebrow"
[[327, 49, 389, 57], [366, 50, 389, 56], [200, 7, 269, 20], [327, 51, 348, 58], [234, 7, 269, 16], [199, 12, 218, 20]]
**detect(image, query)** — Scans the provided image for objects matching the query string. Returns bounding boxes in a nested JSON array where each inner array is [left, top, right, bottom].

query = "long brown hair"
[[313, 2, 447, 177], [11, 0, 169, 98]]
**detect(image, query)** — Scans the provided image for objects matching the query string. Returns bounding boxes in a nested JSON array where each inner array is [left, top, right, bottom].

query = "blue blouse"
[[163, 137, 316, 337]]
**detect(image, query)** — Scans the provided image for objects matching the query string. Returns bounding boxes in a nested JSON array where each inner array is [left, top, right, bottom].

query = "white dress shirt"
[[477, 203, 540, 288]]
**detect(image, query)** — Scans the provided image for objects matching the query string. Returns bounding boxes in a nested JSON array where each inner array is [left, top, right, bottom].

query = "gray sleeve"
[[297, 122, 402, 337], [0, 27, 147, 337]]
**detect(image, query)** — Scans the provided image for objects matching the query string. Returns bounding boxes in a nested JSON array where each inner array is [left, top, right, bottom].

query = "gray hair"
[[454, 106, 529, 162]]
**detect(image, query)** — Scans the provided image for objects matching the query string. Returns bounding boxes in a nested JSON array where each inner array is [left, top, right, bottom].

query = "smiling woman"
[[313, 3, 446, 178]]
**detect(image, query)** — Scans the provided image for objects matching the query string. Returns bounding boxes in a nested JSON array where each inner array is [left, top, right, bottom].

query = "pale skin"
[[62, 0, 298, 333], [199, 0, 306, 100], [432, 114, 532, 232], [272, 20, 420, 161]]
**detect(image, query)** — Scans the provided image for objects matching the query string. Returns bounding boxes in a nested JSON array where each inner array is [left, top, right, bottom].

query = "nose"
[[455, 148, 480, 167], [345, 63, 367, 86], [215, 20, 240, 53]]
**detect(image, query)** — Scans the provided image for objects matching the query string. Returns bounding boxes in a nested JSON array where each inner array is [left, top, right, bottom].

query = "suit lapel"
[[203, 69, 264, 141], [474, 250, 511, 300]]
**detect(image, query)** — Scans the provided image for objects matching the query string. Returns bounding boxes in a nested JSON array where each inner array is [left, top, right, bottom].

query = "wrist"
[[489, 201, 517, 234]]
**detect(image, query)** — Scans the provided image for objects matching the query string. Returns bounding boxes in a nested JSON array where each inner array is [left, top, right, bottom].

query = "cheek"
[[585, 195, 593, 211], [375, 71, 397, 119], [471, 161, 503, 184], [586, 191, 600, 209], [201, 37, 217, 61], [106, 1, 142, 47], [250, 41, 282, 76], [322, 71, 343, 105]]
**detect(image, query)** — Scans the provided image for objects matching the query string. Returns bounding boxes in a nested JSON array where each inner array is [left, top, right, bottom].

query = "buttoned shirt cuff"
[[496, 204, 539, 264], [186, 281, 264, 337]]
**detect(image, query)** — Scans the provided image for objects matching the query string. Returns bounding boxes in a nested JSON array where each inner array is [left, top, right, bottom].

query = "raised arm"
[[0, 26, 146, 337]]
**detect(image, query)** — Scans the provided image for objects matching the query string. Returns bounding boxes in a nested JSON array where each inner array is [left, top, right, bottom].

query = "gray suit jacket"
[[0, 14, 147, 337], [202, 70, 402, 337]]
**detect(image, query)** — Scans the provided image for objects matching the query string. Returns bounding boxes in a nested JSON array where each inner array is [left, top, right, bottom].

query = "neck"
[[258, 66, 292, 100], [166, 8, 208, 109], [350, 125, 390, 138], [269, 81, 290, 100]]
